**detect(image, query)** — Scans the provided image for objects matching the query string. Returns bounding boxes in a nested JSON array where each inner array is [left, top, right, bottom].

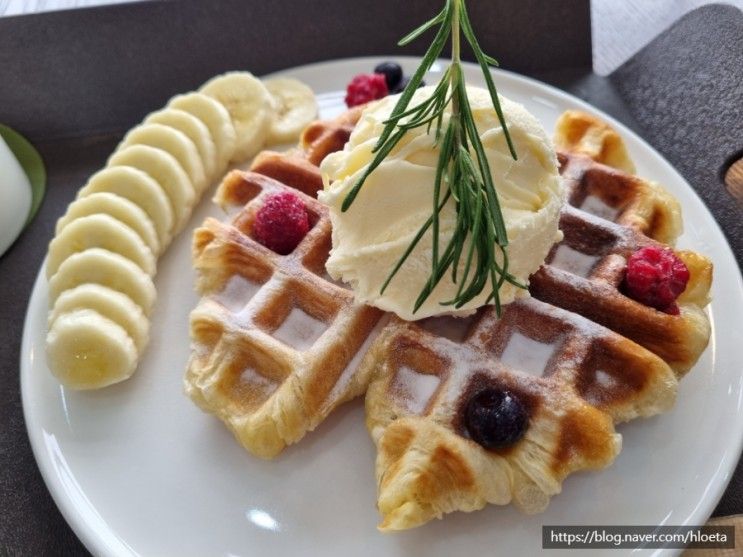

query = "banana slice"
[[264, 77, 318, 144], [108, 145, 195, 232], [49, 284, 149, 352], [46, 308, 138, 389], [56, 192, 161, 256], [145, 108, 218, 185], [78, 166, 174, 248], [48, 248, 156, 314], [169, 93, 237, 172], [118, 123, 207, 193], [47, 214, 156, 279], [199, 72, 273, 162]]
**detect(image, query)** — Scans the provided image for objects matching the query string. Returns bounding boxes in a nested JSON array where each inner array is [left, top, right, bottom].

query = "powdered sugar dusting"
[[239, 366, 278, 395], [521, 297, 600, 338], [274, 307, 328, 351], [419, 314, 476, 343], [392, 366, 441, 415], [594, 369, 616, 388], [214, 275, 261, 313], [550, 244, 600, 277], [580, 195, 618, 221], [326, 315, 389, 403], [500, 331, 556, 377]]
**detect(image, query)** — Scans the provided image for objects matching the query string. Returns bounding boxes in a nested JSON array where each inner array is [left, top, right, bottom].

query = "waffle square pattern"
[[185, 108, 712, 530]]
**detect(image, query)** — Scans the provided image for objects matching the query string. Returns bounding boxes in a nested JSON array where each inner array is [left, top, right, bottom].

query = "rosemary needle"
[[342, 0, 524, 315]]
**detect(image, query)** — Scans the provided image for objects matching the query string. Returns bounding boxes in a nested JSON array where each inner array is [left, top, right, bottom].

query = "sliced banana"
[[43, 72, 320, 391], [169, 92, 237, 172], [264, 77, 318, 144], [78, 166, 174, 248], [46, 308, 138, 390], [108, 145, 195, 231], [49, 284, 149, 352], [56, 192, 161, 256], [47, 214, 156, 279], [199, 72, 273, 162], [118, 123, 207, 193], [145, 108, 218, 184], [48, 248, 156, 314]]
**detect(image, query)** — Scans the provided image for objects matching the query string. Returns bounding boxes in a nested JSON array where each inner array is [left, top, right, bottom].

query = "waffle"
[[530, 112, 713, 375], [552, 110, 636, 174], [185, 109, 375, 458], [186, 167, 384, 458], [364, 296, 679, 530], [185, 106, 711, 530], [299, 105, 364, 166], [362, 111, 711, 530]]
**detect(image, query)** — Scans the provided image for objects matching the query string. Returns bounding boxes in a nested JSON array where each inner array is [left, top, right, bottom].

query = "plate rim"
[[20, 56, 743, 557]]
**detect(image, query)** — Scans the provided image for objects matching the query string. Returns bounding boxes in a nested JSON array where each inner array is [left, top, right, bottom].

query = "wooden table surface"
[[1, 0, 742, 75]]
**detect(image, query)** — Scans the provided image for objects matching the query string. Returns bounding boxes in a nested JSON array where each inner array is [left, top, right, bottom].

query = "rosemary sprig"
[[342, 0, 525, 315]]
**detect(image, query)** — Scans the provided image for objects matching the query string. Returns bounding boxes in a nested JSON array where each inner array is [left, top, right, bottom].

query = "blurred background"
[[2, 0, 742, 75]]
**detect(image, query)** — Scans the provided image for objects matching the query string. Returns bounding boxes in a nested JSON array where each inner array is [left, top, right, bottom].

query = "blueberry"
[[374, 61, 403, 90], [465, 388, 528, 449], [390, 75, 426, 94]]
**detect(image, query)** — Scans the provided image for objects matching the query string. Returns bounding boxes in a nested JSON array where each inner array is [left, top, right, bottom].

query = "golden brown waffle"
[[529, 115, 712, 375], [363, 297, 677, 530], [186, 168, 383, 458], [185, 107, 711, 531], [299, 105, 364, 166], [244, 105, 364, 197], [553, 110, 636, 174], [362, 110, 711, 530], [249, 151, 324, 197]]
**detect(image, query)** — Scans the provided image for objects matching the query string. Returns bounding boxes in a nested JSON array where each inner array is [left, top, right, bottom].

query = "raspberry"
[[345, 73, 388, 107], [252, 192, 310, 255], [623, 246, 690, 314]]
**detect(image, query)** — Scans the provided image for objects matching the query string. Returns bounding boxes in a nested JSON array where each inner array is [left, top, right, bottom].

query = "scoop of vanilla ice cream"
[[318, 85, 564, 320]]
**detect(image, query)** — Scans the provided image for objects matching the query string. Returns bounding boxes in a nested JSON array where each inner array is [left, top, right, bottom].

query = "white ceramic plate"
[[21, 57, 743, 557]]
